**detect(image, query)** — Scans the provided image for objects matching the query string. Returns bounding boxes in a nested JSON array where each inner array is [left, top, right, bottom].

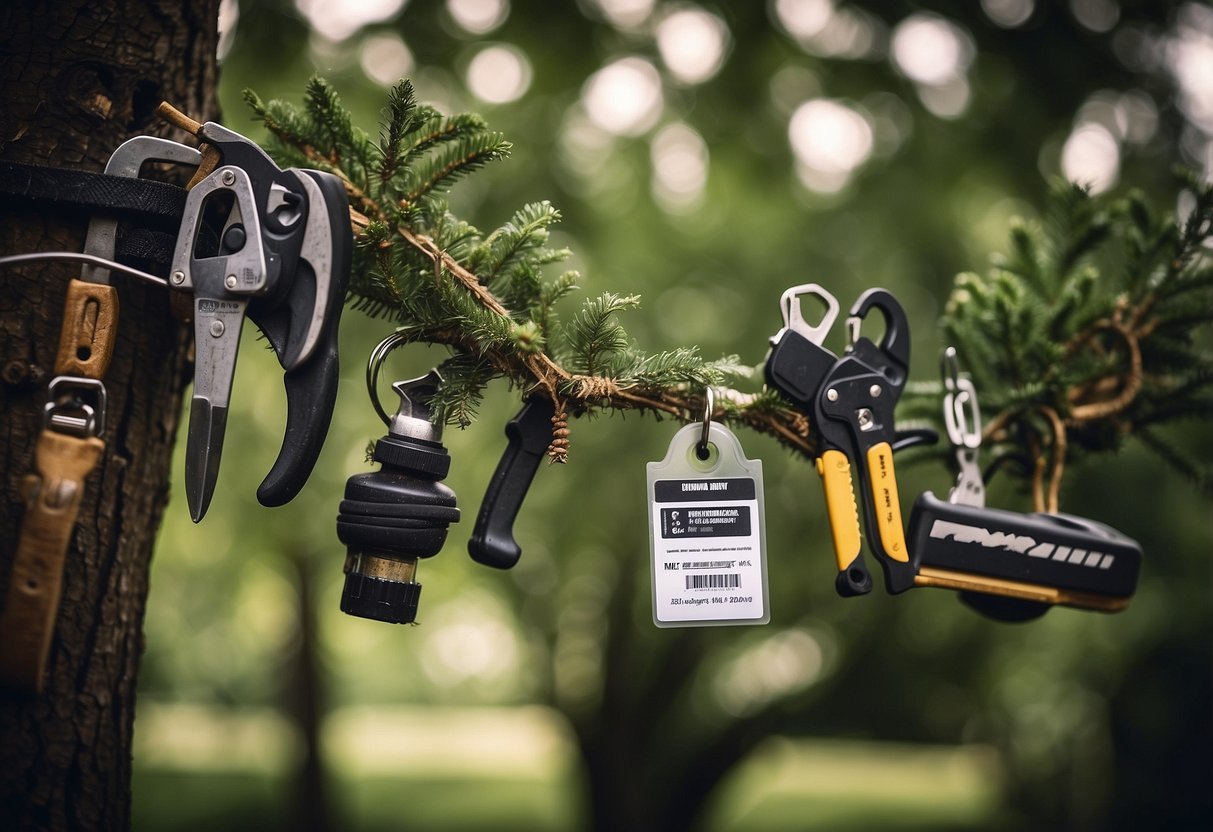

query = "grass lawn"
[[132, 704, 1001, 831]]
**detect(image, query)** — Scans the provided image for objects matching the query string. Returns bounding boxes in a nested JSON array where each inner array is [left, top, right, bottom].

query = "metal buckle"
[[43, 376, 107, 438]]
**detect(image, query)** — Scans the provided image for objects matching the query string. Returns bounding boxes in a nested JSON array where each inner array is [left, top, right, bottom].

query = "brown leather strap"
[[0, 278, 118, 694], [55, 279, 118, 377], [0, 432, 105, 693]]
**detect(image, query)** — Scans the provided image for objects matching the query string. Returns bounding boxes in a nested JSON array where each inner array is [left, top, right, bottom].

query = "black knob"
[[336, 370, 459, 624]]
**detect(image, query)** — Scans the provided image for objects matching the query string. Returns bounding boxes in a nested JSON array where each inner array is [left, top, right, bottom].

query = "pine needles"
[[243, 77, 1211, 489], [937, 175, 1213, 502], [243, 78, 804, 456]]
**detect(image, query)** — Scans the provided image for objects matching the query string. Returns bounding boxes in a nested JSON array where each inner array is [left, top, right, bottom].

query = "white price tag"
[[647, 421, 769, 627]]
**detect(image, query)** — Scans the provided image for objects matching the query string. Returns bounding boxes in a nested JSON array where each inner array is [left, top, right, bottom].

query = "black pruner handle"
[[907, 492, 1142, 619], [254, 170, 352, 506], [468, 397, 556, 569]]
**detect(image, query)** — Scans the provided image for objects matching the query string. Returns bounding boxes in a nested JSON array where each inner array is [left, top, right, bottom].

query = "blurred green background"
[[133, 1, 1212, 830]]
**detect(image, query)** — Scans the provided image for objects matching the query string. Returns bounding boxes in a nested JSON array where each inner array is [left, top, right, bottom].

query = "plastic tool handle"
[[864, 441, 909, 563], [256, 343, 340, 506], [817, 450, 872, 596], [763, 330, 837, 410], [254, 170, 352, 506], [906, 491, 1141, 613], [848, 435, 918, 594], [468, 397, 555, 569]]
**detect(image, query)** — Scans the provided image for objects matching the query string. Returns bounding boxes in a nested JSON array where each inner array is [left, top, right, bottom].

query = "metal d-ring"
[[366, 330, 413, 426], [697, 387, 715, 459]]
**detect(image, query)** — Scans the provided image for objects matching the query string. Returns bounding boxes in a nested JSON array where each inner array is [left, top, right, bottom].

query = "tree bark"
[[0, 1, 219, 829]]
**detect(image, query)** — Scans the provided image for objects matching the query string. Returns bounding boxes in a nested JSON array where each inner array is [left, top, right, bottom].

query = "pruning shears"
[[166, 118, 352, 521], [764, 285, 917, 597]]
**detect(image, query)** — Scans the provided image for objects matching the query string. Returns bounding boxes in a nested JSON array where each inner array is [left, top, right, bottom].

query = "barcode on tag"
[[686, 573, 741, 589]]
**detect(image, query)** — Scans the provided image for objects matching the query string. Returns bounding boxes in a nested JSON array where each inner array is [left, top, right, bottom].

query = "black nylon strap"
[[0, 160, 188, 222], [117, 226, 180, 276], [0, 160, 218, 276]]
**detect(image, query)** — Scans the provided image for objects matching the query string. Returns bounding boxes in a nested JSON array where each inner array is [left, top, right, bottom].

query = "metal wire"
[[0, 251, 168, 287]]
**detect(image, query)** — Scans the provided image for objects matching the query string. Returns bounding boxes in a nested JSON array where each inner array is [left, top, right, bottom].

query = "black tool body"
[[762, 285, 877, 594], [251, 169, 351, 506], [811, 290, 916, 595], [336, 372, 459, 624], [907, 492, 1141, 617], [172, 121, 352, 520], [468, 397, 555, 569]]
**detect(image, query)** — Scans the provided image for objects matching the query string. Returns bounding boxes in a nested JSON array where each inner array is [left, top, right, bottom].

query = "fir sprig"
[[243, 77, 816, 460], [935, 176, 1213, 507], [244, 77, 1211, 497]]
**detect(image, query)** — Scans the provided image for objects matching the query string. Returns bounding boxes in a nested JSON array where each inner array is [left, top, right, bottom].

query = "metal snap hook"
[[940, 347, 985, 507], [43, 376, 107, 438], [778, 283, 839, 343], [941, 347, 982, 450]]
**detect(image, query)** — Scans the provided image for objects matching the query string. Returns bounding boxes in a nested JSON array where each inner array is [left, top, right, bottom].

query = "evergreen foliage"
[[245, 78, 1212, 501], [245, 78, 805, 457], [932, 177, 1213, 503]]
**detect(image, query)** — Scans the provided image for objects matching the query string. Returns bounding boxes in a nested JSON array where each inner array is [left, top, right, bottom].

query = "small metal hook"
[[778, 283, 839, 343], [366, 330, 412, 426], [941, 346, 961, 394], [941, 347, 981, 450], [697, 387, 715, 460], [940, 347, 985, 507]]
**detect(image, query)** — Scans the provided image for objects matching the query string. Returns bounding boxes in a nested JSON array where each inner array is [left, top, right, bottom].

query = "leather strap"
[[0, 432, 105, 693], [55, 279, 119, 378], [0, 279, 117, 695]]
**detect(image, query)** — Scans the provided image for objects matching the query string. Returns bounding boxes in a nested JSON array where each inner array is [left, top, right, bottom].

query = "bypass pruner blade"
[[168, 121, 351, 522]]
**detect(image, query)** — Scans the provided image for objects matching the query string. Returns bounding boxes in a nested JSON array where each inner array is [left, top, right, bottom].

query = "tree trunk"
[[0, 1, 219, 829], [285, 551, 333, 832]]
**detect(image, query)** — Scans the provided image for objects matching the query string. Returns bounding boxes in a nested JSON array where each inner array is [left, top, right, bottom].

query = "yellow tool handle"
[[817, 450, 863, 573], [914, 568, 1130, 613], [864, 441, 908, 562]]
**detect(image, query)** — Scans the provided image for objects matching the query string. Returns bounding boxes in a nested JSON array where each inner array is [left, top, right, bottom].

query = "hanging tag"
[[647, 421, 770, 627]]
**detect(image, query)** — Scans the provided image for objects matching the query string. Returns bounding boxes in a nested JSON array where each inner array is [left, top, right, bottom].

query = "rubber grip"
[[254, 170, 351, 506], [468, 398, 555, 569], [817, 450, 863, 573], [907, 491, 1141, 605], [256, 345, 339, 506], [864, 441, 908, 562]]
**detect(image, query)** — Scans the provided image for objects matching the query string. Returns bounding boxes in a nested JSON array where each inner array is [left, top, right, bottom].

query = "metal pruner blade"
[[172, 163, 268, 522]]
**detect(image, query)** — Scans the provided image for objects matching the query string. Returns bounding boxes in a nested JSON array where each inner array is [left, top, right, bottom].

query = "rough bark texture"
[[0, 1, 219, 829]]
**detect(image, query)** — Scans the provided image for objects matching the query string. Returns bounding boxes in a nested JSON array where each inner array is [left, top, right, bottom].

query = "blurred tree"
[[0, 0, 219, 829]]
